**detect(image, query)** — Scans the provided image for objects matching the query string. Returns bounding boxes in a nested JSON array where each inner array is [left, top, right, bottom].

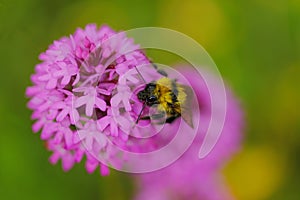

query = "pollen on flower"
[[26, 24, 161, 175]]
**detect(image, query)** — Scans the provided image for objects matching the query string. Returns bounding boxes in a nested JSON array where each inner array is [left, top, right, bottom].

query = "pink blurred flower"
[[134, 66, 244, 200], [26, 23, 243, 189], [26, 24, 154, 175]]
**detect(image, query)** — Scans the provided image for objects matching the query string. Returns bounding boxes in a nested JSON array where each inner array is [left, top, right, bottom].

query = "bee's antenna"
[[135, 66, 146, 83], [151, 62, 168, 77], [136, 102, 147, 124]]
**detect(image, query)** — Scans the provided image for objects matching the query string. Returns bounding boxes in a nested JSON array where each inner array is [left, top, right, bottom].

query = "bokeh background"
[[0, 0, 299, 199]]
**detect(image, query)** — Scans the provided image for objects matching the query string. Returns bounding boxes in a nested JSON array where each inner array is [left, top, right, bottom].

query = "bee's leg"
[[166, 116, 177, 124], [139, 116, 151, 120], [166, 113, 180, 124], [139, 113, 165, 121], [136, 102, 147, 123], [157, 69, 168, 77], [151, 113, 165, 120]]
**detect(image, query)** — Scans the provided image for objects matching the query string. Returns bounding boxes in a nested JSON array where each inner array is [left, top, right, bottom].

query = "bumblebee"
[[136, 76, 194, 128]]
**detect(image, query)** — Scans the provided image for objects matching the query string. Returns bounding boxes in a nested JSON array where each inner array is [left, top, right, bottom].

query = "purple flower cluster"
[[26, 23, 244, 199], [26, 24, 152, 174]]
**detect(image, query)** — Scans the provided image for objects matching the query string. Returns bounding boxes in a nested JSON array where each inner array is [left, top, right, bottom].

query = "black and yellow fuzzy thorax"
[[137, 77, 187, 122]]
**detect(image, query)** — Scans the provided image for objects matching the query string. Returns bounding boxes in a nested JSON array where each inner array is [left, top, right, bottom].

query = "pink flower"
[[26, 23, 243, 183], [73, 86, 107, 117], [134, 66, 244, 200], [73, 120, 108, 152], [26, 24, 155, 175]]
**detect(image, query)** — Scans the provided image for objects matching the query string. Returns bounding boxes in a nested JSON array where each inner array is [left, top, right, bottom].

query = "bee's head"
[[137, 90, 146, 101], [146, 95, 158, 105], [137, 83, 159, 105]]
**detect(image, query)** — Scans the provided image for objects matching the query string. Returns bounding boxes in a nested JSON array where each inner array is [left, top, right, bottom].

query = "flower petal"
[[56, 108, 69, 121], [97, 116, 110, 131], [86, 98, 95, 117], [95, 98, 106, 111], [46, 78, 57, 89]]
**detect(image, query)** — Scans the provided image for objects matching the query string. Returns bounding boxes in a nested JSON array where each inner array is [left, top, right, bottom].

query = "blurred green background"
[[0, 0, 299, 199]]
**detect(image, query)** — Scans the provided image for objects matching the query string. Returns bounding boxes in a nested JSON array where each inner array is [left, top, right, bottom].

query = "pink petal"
[[46, 78, 57, 89], [94, 133, 107, 149], [85, 136, 93, 151], [46, 109, 58, 120], [127, 74, 139, 84], [56, 109, 69, 121], [31, 110, 41, 119], [110, 93, 121, 107], [97, 88, 110, 95], [85, 160, 98, 174], [86, 98, 95, 117], [72, 74, 80, 86], [38, 74, 50, 81], [61, 75, 71, 85], [123, 98, 131, 111], [51, 102, 65, 109], [73, 134, 81, 145], [41, 123, 56, 140], [64, 130, 73, 148], [75, 47, 83, 58], [75, 96, 88, 108], [62, 153, 74, 171], [102, 48, 111, 58], [38, 101, 50, 112], [97, 116, 110, 131], [95, 98, 106, 111], [74, 149, 84, 163], [110, 121, 118, 136], [70, 109, 79, 124], [81, 50, 88, 59], [73, 130, 85, 144], [53, 70, 64, 77], [49, 152, 60, 164], [116, 116, 131, 130], [25, 86, 40, 96], [32, 119, 44, 133], [100, 164, 110, 176], [120, 131, 128, 141], [54, 131, 63, 144]]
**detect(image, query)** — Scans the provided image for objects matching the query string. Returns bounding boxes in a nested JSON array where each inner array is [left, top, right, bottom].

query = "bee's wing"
[[181, 85, 194, 128]]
